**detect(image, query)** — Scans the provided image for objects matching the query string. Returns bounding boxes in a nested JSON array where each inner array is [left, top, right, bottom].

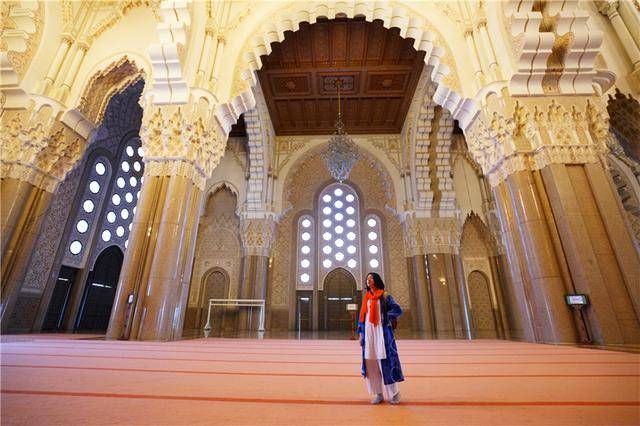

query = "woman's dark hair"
[[367, 272, 385, 290]]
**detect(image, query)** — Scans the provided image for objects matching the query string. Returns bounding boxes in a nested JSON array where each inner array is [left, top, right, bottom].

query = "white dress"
[[363, 299, 399, 400]]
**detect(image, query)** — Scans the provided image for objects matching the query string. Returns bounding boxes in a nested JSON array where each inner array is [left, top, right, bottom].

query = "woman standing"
[[357, 272, 404, 404]]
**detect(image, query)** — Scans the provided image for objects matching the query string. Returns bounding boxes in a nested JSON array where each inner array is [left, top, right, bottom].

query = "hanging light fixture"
[[321, 78, 358, 183]]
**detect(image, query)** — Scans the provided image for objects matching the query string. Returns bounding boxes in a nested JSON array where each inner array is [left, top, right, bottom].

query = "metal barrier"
[[203, 299, 265, 332]]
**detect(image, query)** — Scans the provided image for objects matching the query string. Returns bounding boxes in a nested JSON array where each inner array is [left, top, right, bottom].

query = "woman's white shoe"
[[370, 394, 384, 404]]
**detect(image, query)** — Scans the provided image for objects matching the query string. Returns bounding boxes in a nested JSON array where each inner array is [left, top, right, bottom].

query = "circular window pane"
[[335, 252, 345, 261], [128, 223, 132, 231], [89, 181, 100, 194], [301, 245, 310, 254], [129, 177, 137, 187], [82, 200, 94, 213], [137, 147, 144, 157], [334, 200, 343, 209], [133, 206, 136, 215], [300, 273, 310, 283], [322, 232, 332, 241], [345, 194, 355, 202], [95, 162, 106, 176], [124, 240, 129, 249], [125, 192, 133, 203], [121, 161, 130, 172], [101, 230, 111, 242], [121, 209, 129, 220], [322, 245, 332, 254], [107, 211, 116, 223], [301, 232, 311, 241], [323, 259, 332, 268], [369, 245, 379, 254], [112, 194, 121, 206], [76, 220, 89, 234], [334, 213, 344, 221], [126, 146, 134, 157], [347, 232, 356, 241], [335, 238, 344, 248], [69, 241, 82, 255], [323, 219, 332, 228], [116, 226, 125, 237], [302, 219, 311, 228], [370, 259, 379, 268], [301, 259, 310, 268], [347, 259, 357, 268], [322, 207, 332, 215], [136, 191, 141, 199], [334, 188, 343, 196], [117, 177, 126, 188], [322, 194, 332, 203], [346, 206, 355, 215], [345, 219, 355, 228], [334, 225, 344, 234], [347, 245, 357, 254], [368, 231, 378, 241], [367, 218, 377, 227], [133, 161, 141, 172]]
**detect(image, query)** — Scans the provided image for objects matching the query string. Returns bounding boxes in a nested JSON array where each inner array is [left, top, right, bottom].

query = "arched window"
[[93, 137, 144, 256], [296, 215, 315, 289], [317, 183, 362, 290], [363, 213, 384, 277], [67, 156, 112, 260]]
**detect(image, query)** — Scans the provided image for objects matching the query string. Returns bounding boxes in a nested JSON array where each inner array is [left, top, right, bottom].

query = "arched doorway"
[[198, 268, 230, 333], [468, 270, 498, 338], [76, 246, 123, 332], [322, 268, 358, 331]]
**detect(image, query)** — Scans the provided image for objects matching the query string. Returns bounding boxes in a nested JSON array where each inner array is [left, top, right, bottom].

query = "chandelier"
[[321, 78, 358, 182]]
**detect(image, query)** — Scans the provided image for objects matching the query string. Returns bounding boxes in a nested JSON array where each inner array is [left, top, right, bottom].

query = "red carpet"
[[1, 336, 638, 425]]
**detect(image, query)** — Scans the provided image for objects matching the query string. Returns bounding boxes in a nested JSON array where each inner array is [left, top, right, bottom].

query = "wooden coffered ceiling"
[[257, 17, 426, 136]]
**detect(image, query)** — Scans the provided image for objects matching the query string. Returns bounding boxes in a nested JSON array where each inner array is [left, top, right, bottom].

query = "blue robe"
[[357, 294, 404, 385]]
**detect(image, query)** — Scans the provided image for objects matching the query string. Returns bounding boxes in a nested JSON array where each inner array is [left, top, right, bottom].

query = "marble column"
[[106, 174, 203, 341], [453, 254, 473, 339], [1, 179, 53, 332], [598, 1, 640, 69], [541, 163, 640, 344], [425, 253, 463, 339], [408, 254, 433, 335], [498, 170, 578, 343]]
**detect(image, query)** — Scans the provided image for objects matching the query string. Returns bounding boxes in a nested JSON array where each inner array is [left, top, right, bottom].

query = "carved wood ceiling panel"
[[257, 18, 425, 135]]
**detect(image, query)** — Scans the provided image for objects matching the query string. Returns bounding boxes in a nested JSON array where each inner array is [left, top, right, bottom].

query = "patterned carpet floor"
[[1, 335, 639, 425]]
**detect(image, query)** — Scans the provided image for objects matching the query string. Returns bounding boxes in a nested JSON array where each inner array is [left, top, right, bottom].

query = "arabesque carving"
[[0, 110, 86, 193], [139, 105, 226, 190], [464, 97, 609, 187]]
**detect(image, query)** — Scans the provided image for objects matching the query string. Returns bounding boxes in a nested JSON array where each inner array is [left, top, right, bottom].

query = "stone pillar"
[[425, 253, 464, 339], [40, 35, 73, 95], [453, 254, 473, 339], [238, 215, 276, 331], [1, 112, 87, 331], [409, 254, 433, 334], [597, 1, 640, 69], [541, 163, 640, 343], [106, 105, 226, 341], [504, 170, 578, 343]]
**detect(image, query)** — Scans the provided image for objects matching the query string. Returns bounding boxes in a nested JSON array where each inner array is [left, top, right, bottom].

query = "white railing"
[[203, 299, 265, 332]]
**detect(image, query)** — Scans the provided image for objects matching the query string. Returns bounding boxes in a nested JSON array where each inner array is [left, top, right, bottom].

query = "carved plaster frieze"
[[0, 110, 86, 193], [464, 97, 610, 187], [240, 215, 277, 257], [401, 215, 461, 256], [1, 1, 43, 78], [139, 105, 226, 190]]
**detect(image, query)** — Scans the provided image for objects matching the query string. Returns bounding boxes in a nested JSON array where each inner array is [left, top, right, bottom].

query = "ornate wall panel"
[[189, 187, 241, 310], [271, 146, 409, 318]]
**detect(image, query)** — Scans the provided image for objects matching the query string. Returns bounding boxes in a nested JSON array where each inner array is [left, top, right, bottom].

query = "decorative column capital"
[[464, 97, 608, 187], [401, 215, 460, 256], [240, 214, 277, 257], [0, 108, 86, 193], [140, 104, 226, 190], [596, 0, 620, 18]]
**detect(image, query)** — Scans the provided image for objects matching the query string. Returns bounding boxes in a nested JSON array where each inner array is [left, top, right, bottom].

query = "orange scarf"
[[359, 289, 384, 325]]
